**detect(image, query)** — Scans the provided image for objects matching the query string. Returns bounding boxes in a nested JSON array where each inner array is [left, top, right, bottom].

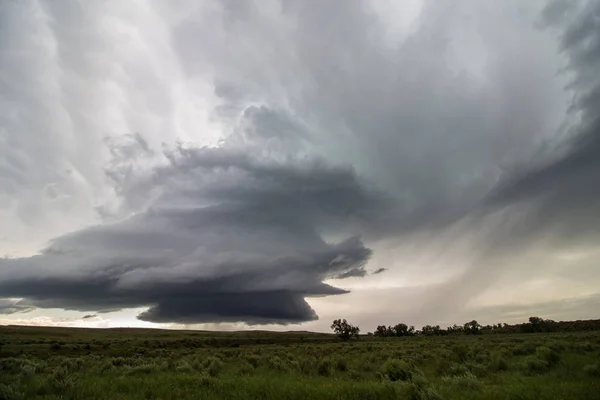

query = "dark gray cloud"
[[0, 145, 376, 324], [0, 299, 34, 315]]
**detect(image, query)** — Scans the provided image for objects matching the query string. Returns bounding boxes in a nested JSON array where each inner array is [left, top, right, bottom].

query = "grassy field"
[[1, 325, 599, 399]]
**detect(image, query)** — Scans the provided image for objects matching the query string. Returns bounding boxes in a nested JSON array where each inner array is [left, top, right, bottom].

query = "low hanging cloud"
[[2, 0, 600, 327], [0, 142, 383, 324], [0, 298, 35, 315]]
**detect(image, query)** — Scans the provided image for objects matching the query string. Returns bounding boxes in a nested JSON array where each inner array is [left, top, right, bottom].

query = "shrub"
[[267, 356, 288, 372], [47, 367, 76, 391], [417, 386, 443, 400], [536, 346, 560, 366], [578, 342, 594, 353], [584, 363, 600, 377], [289, 359, 301, 372], [382, 359, 413, 382], [245, 355, 261, 368], [0, 384, 24, 400], [451, 344, 470, 362], [488, 355, 509, 372], [512, 343, 536, 356], [237, 361, 254, 375], [447, 362, 470, 377], [206, 357, 224, 377], [95, 360, 115, 373], [127, 363, 161, 375], [317, 358, 333, 376], [50, 343, 62, 351], [175, 362, 194, 373], [522, 356, 549, 375], [0, 358, 40, 375], [198, 373, 217, 388], [335, 357, 348, 372], [20, 364, 37, 378], [60, 357, 85, 372], [348, 369, 363, 380], [442, 371, 482, 391]]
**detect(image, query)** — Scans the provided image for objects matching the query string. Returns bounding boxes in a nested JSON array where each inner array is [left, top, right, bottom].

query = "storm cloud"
[[0, 142, 381, 324], [1, 0, 600, 327]]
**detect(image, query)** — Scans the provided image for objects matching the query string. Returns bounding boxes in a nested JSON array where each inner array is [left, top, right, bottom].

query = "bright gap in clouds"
[[1, 0, 600, 332]]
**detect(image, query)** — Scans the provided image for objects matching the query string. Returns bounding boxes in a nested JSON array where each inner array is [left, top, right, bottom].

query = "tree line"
[[331, 317, 600, 340]]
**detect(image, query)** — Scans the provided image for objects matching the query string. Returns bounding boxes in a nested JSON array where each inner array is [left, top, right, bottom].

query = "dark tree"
[[463, 320, 482, 335], [331, 319, 360, 341]]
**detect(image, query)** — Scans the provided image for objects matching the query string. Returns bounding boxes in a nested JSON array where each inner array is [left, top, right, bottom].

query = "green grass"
[[1, 326, 599, 399]]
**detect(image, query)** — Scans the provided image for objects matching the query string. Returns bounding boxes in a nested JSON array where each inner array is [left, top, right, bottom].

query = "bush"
[[126, 363, 161, 375], [488, 355, 509, 372], [205, 357, 224, 377], [176, 361, 194, 373], [335, 357, 348, 372], [382, 359, 413, 382], [267, 356, 288, 372], [0, 384, 24, 400], [348, 369, 363, 380], [198, 373, 217, 388], [522, 356, 549, 375], [237, 361, 254, 375], [60, 357, 85, 372], [451, 344, 470, 362], [584, 363, 600, 377], [47, 367, 76, 391], [245, 355, 261, 368], [442, 371, 482, 391], [536, 346, 560, 366], [417, 386, 443, 400], [446, 362, 470, 377], [50, 343, 62, 351], [0, 358, 40, 375], [512, 343, 536, 356], [317, 358, 333, 376]]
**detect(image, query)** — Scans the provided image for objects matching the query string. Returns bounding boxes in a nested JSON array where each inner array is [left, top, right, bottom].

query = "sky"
[[1, 0, 599, 332]]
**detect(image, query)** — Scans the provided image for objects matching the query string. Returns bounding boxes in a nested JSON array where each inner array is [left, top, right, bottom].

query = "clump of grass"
[[522, 356, 549, 375], [382, 359, 413, 382], [176, 361, 194, 373], [394, 372, 442, 400], [267, 356, 288, 372], [512, 343, 536, 356], [126, 362, 162, 375], [536, 346, 560, 366], [198, 372, 217, 388], [447, 362, 470, 377], [451, 344, 470, 362], [46, 366, 76, 391], [317, 358, 333, 376], [578, 342, 594, 353], [205, 357, 224, 377], [348, 369, 363, 380], [442, 371, 482, 391], [335, 357, 348, 372], [237, 361, 255, 375], [417, 386, 443, 400], [0, 357, 40, 375], [245, 355, 261, 368], [474, 351, 490, 364], [60, 357, 85, 372], [583, 363, 600, 377], [0, 383, 24, 400], [488, 354, 509, 372]]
